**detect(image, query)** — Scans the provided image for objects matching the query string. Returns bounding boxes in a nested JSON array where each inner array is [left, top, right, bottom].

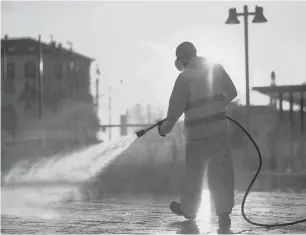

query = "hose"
[[226, 115, 306, 227]]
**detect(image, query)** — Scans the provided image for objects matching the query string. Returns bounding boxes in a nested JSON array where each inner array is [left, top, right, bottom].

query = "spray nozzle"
[[136, 129, 146, 138], [135, 119, 166, 138]]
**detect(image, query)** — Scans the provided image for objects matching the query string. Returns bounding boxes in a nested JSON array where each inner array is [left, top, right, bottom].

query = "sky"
[[2, 0, 306, 127]]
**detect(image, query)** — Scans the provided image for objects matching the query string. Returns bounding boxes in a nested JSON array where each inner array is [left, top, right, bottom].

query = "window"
[[1, 104, 18, 137], [28, 46, 36, 52], [6, 62, 15, 92], [1, 60, 4, 79], [25, 61, 37, 78], [74, 73, 79, 93], [55, 62, 63, 78], [7, 62, 15, 79], [69, 61, 74, 71], [7, 47, 16, 52], [1, 62, 15, 93], [78, 68, 85, 91]]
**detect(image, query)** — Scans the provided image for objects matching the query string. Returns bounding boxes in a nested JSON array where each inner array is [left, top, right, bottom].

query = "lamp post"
[[108, 85, 112, 141], [226, 5, 267, 132]]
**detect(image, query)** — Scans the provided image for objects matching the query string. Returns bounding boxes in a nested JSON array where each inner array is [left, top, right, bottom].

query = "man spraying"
[[158, 41, 237, 230]]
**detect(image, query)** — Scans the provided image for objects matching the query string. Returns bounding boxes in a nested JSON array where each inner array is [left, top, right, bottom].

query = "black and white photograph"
[[1, 1, 306, 234]]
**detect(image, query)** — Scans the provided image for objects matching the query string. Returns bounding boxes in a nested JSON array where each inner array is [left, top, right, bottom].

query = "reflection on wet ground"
[[1, 192, 306, 234]]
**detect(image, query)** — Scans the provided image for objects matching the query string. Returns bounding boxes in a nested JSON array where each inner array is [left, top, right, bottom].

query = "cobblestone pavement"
[[1, 191, 306, 234]]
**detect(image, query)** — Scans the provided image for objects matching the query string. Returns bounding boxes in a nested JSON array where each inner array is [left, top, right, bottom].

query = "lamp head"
[[225, 8, 240, 24], [252, 6, 268, 23]]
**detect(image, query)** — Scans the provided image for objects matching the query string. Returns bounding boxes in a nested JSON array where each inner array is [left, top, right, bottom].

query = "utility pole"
[[147, 104, 151, 124], [270, 71, 277, 108], [95, 64, 100, 108], [3, 36, 7, 93], [108, 86, 112, 141], [243, 5, 250, 132], [37, 35, 43, 119]]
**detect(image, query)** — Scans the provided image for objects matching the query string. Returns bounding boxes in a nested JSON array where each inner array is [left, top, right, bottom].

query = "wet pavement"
[[1, 191, 306, 234]]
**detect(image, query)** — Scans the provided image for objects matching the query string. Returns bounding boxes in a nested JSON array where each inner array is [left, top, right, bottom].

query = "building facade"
[[1, 35, 99, 172], [251, 82, 306, 191]]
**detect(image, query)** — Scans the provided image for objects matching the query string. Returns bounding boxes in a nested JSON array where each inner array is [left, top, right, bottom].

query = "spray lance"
[[134, 116, 306, 228], [136, 119, 166, 138]]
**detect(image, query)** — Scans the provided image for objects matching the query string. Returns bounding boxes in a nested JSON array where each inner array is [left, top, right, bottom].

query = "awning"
[[252, 84, 306, 106]]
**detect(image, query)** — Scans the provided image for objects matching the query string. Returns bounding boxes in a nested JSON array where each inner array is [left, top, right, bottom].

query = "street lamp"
[[226, 5, 267, 132]]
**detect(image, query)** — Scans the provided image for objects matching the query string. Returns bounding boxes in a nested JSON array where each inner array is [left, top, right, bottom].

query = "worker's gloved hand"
[[157, 120, 166, 137], [158, 126, 166, 137], [157, 119, 165, 126]]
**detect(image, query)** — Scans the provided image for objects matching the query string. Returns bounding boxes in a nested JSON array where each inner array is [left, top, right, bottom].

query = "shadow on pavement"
[[168, 220, 234, 234], [168, 220, 200, 234]]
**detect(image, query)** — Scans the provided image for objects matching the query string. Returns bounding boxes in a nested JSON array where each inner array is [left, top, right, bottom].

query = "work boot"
[[170, 201, 196, 220], [170, 201, 183, 216], [218, 212, 231, 231]]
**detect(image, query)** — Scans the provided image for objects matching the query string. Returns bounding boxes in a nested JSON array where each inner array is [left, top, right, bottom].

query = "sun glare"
[[197, 189, 212, 217], [195, 167, 214, 232], [195, 189, 213, 232], [205, 60, 214, 94]]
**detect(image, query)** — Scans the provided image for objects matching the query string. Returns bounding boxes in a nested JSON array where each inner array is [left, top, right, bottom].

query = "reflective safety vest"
[[181, 58, 230, 141]]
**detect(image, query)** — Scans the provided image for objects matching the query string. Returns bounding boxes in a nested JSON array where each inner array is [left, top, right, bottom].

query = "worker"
[[158, 41, 237, 231]]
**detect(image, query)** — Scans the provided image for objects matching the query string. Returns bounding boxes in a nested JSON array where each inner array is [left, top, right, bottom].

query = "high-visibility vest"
[[181, 59, 229, 141]]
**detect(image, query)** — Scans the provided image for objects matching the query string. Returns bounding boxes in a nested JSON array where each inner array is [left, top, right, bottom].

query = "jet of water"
[[4, 135, 138, 184], [2, 134, 138, 219]]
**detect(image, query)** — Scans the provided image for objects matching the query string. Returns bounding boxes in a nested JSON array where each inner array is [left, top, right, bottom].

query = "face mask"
[[175, 59, 184, 72]]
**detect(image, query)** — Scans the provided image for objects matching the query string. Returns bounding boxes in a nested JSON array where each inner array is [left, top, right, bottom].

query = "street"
[[2, 191, 306, 234]]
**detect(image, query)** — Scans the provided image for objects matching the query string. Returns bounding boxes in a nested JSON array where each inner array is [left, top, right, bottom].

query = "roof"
[[253, 84, 306, 106], [227, 102, 278, 114], [1, 37, 94, 62]]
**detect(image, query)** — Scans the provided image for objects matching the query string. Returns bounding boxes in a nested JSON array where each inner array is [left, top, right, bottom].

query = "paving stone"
[[1, 192, 306, 234]]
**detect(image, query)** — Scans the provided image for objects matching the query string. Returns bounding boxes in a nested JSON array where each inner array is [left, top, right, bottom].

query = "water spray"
[[3, 116, 305, 226]]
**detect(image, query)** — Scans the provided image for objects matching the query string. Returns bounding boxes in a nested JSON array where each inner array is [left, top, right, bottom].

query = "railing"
[[99, 123, 157, 128]]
